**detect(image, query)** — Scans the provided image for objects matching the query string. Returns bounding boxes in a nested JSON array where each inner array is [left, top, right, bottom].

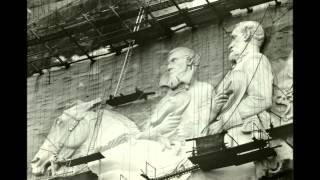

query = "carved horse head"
[[31, 98, 140, 177], [30, 99, 100, 176]]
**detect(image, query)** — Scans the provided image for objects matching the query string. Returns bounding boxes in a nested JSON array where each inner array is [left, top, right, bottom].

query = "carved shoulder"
[[193, 81, 213, 91], [237, 53, 272, 77], [189, 81, 214, 107]]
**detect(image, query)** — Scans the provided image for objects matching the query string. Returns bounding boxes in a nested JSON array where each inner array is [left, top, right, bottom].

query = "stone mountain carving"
[[87, 47, 215, 180], [271, 50, 293, 123], [205, 21, 292, 179], [31, 27, 293, 179], [30, 98, 140, 176], [31, 47, 215, 180]]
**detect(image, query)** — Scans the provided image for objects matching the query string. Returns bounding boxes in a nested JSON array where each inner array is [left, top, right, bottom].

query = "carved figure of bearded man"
[[88, 47, 216, 180], [209, 21, 273, 138], [206, 21, 292, 179], [135, 47, 223, 154]]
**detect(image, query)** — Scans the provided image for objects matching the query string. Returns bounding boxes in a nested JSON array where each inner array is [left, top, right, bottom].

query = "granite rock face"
[[27, 3, 293, 180]]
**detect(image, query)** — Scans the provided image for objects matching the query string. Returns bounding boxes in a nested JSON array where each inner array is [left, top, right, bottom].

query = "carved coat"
[[88, 81, 214, 180], [210, 51, 273, 134], [148, 86, 192, 138]]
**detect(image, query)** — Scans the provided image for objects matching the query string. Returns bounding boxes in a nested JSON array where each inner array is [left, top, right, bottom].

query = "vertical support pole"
[[113, 7, 144, 96]]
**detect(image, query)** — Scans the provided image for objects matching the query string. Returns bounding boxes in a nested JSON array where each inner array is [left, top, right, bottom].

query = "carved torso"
[[178, 81, 214, 139], [210, 52, 274, 133]]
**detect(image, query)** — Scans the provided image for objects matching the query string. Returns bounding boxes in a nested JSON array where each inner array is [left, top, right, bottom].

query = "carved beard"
[[168, 66, 196, 89], [228, 40, 247, 64]]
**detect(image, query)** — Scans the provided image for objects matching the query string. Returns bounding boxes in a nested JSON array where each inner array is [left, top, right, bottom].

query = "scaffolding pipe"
[[82, 13, 103, 36], [169, 0, 194, 28], [55, 11, 95, 63], [29, 29, 66, 65], [113, 7, 144, 96], [109, 6, 132, 32]]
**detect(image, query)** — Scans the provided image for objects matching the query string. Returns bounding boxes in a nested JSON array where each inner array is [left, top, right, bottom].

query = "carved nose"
[[31, 157, 40, 163]]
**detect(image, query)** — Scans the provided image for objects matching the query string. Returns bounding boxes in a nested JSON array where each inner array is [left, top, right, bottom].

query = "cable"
[[85, 6, 145, 157], [113, 7, 144, 96]]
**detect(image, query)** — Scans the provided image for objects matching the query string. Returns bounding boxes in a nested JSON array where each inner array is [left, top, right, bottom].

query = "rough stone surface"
[[27, 4, 292, 179]]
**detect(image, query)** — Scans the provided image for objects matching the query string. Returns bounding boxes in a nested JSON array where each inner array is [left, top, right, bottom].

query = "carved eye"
[[170, 58, 176, 63]]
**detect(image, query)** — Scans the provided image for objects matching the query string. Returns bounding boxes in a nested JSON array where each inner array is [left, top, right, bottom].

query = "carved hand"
[[135, 114, 181, 140], [212, 90, 232, 114], [134, 131, 156, 140], [135, 131, 172, 151], [203, 90, 232, 134], [155, 113, 181, 135]]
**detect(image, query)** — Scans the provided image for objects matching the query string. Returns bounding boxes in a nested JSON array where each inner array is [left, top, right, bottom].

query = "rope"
[[86, 7, 145, 156], [48, 9, 148, 175], [113, 7, 144, 96]]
